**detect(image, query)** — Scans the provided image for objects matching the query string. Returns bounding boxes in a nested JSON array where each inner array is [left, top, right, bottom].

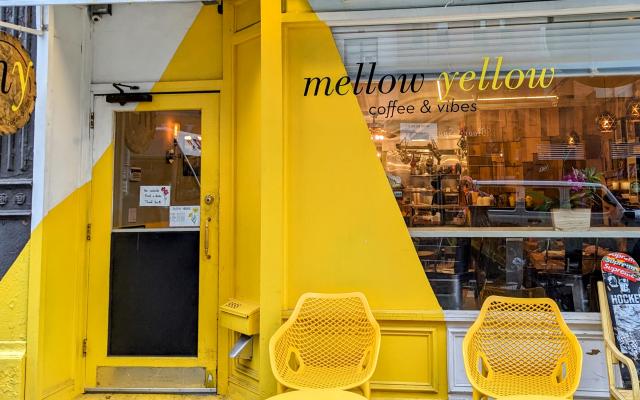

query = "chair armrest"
[[604, 337, 640, 396]]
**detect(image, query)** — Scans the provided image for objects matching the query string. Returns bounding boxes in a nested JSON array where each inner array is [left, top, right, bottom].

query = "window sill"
[[443, 309, 602, 324]]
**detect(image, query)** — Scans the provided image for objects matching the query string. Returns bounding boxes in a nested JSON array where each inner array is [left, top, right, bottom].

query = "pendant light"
[[596, 78, 618, 133], [567, 130, 580, 145], [596, 112, 617, 133], [627, 98, 640, 122], [368, 114, 386, 141]]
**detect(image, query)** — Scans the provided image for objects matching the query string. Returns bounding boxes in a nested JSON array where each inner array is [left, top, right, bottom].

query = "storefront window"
[[337, 15, 640, 311]]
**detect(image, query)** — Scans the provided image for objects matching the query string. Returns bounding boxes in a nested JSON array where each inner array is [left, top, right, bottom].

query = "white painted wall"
[[91, 2, 200, 84], [89, 2, 203, 180], [32, 5, 92, 228], [32, 2, 202, 226]]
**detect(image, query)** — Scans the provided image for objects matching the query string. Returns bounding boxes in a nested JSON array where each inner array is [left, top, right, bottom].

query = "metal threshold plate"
[[95, 366, 211, 390], [85, 387, 217, 394]]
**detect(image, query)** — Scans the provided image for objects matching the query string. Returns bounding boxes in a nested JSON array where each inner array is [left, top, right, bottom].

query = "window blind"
[[331, 13, 640, 78], [308, 0, 553, 12]]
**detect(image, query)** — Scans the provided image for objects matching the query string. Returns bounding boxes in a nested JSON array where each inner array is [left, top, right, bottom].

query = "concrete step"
[[77, 394, 220, 400]]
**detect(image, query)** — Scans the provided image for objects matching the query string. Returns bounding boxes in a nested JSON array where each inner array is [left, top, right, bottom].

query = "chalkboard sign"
[[602, 252, 640, 386]]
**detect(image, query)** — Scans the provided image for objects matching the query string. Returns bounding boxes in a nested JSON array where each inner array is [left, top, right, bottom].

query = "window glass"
[[324, 14, 640, 311], [112, 110, 202, 229]]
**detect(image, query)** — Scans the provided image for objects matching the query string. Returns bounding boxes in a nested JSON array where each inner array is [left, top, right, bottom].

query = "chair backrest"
[[269, 292, 381, 390], [463, 295, 582, 397]]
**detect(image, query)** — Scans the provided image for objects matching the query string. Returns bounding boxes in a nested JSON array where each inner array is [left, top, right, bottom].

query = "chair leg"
[[361, 381, 371, 399], [276, 382, 286, 394], [472, 389, 483, 400]]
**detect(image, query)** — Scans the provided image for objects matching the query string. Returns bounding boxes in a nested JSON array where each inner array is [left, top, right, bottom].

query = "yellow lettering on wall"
[[492, 56, 504, 90], [437, 57, 555, 99], [505, 69, 524, 89], [478, 57, 491, 90], [459, 71, 476, 91], [527, 67, 555, 89], [439, 71, 458, 100], [11, 61, 32, 112]]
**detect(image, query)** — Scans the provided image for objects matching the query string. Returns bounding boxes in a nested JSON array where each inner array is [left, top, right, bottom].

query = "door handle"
[[204, 217, 212, 259]]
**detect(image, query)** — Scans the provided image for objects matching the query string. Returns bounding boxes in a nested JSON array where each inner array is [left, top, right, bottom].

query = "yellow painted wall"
[[22, 4, 225, 400], [160, 5, 223, 82], [24, 4, 93, 399], [29, 185, 90, 400], [283, 10, 439, 312], [233, 34, 261, 313], [0, 1, 451, 399], [225, 1, 262, 397], [0, 244, 29, 399], [273, 1, 449, 397]]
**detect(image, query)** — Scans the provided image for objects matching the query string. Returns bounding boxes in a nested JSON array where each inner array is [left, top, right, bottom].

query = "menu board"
[[602, 252, 640, 386]]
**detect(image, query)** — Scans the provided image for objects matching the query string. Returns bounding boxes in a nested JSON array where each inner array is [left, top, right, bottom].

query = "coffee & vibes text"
[[303, 56, 555, 118]]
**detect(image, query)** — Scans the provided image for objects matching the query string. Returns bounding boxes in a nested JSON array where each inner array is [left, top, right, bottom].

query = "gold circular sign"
[[0, 32, 35, 135]]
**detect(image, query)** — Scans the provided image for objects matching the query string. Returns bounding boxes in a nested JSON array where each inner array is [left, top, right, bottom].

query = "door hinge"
[[82, 338, 87, 357], [86, 223, 91, 240], [89, 112, 94, 129]]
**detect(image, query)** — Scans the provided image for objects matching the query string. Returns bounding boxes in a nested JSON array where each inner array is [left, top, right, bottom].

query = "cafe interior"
[[358, 75, 640, 311]]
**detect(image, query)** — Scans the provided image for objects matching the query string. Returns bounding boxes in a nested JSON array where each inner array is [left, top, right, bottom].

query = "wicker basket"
[[552, 208, 591, 231]]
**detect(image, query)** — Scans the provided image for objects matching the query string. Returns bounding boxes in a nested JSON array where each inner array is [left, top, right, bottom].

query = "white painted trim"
[[0, 19, 44, 35], [445, 312, 609, 399], [31, 5, 49, 230], [443, 309, 602, 324], [314, 0, 640, 26]]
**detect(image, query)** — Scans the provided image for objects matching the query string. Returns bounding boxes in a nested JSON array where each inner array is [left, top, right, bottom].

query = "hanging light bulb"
[[368, 114, 387, 141], [597, 76, 618, 133], [596, 112, 617, 133], [627, 99, 640, 122]]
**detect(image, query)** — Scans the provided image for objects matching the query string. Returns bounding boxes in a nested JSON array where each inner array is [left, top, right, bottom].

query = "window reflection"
[[112, 110, 202, 229], [361, 75, 640, 311]]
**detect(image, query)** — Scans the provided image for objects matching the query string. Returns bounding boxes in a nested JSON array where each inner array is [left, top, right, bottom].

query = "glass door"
[[85, 93, 219, 391]]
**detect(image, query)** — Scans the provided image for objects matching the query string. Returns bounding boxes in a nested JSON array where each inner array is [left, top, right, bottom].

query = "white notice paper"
[[400, 123, 437, 142], [139, 185, 171, 207], [170, 206, 201, 227]]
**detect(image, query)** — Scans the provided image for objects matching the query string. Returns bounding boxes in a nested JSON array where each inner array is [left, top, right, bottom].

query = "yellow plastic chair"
[[597, 281, 640, 400], [269, 292, 381, 398], [463, 296, 582, 400]]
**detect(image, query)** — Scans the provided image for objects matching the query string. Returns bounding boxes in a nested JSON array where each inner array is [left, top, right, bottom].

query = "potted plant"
[[552, 167, 603, 231]]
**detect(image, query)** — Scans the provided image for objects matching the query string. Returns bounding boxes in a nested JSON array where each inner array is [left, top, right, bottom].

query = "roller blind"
[[308, 0, 553, 12], [331, 13, 640, 78]]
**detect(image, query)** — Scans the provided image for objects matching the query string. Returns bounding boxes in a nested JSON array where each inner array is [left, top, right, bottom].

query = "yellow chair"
[[463, 295, 582, 400], [597, 281, 640, 400], [269, 292, 381, 398]]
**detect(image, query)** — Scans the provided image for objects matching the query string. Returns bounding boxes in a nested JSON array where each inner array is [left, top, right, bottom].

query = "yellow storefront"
[[2, 0, 640, 399]]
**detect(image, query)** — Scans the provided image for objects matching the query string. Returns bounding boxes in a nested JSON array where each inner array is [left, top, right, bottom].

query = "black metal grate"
[[0, 6, 36, 280]]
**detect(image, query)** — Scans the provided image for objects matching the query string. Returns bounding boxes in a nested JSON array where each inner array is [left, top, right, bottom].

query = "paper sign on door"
[[140, 185, 171, 207], [170, 206, 201, 227]]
